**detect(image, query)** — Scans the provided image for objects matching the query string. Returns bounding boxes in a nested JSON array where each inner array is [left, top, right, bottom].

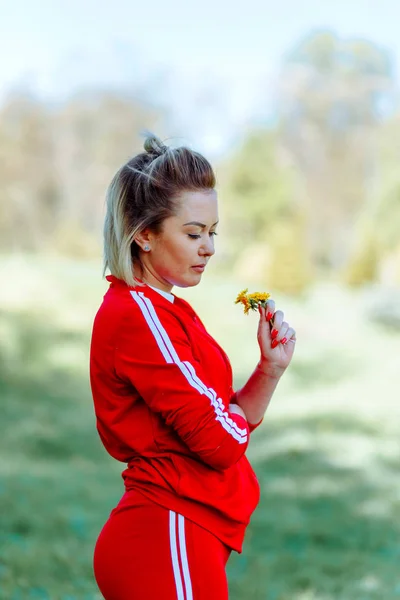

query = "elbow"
[[199, 440, 249, 471], [179, 412, 250, 470]]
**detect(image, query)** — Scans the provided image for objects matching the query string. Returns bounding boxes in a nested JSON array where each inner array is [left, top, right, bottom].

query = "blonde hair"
[[103, 134, 216, 286]]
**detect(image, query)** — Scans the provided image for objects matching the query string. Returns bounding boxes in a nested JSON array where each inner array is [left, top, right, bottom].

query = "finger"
[[277, 321, 289, 343], [271, 321, 289, 348], [265, 299, 275, 321], [257, 306, 271, 345], [258, 304, 271, 341], [271, 310, 284, 340], [281, 327, 296, 345], [258, 303, 266, 320], [258, 303, 266, 323]]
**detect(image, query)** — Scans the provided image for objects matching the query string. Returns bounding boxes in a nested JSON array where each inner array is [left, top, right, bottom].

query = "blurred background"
[[1, 0, 400, 598]]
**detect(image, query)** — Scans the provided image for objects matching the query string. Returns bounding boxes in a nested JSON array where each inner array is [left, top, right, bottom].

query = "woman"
[[90, 135, 296, 599]]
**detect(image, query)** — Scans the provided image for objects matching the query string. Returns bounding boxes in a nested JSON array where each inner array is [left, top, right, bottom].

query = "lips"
[[191, 264, 206, 272]]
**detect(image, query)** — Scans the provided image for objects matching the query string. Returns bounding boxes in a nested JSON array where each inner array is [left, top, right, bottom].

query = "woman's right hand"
[[257, 301, 296, 379], [229, 403, 247, 421]]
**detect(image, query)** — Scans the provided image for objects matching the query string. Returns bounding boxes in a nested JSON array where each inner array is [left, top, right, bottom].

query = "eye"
[[187, 232, 218, 240]]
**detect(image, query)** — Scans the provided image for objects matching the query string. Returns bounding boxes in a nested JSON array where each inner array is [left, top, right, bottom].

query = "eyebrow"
[[183, 221, 219, 229]]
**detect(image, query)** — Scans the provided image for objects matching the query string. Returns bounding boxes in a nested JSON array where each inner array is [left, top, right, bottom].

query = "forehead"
[[175, 190, 218, 221]]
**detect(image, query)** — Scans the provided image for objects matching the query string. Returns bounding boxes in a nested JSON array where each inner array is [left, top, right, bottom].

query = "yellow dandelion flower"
[[235, 289, 248, 304], [248, 292, 270, 303], [235, 288, 271, 315]]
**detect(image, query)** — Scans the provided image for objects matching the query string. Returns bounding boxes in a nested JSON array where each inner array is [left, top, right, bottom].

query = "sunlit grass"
[[1, 255, 399, 599]]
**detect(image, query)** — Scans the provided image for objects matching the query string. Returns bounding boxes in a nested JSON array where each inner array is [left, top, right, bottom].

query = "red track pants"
[[93, 490, 232, 599]]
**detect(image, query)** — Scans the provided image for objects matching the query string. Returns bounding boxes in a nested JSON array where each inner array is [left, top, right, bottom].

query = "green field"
[[1, 256, 400, 599]]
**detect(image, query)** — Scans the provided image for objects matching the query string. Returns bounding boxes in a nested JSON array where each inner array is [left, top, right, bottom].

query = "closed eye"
[[188, 232, 218, 240]]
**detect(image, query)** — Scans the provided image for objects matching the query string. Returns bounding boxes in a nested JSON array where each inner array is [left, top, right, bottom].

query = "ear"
[[134, 228, 152, 251]]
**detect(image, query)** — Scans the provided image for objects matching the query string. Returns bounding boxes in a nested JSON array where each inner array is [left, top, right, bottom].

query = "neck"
[[134, 264, 173, 294]]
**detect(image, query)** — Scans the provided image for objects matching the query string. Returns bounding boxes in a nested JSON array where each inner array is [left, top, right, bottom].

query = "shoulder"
[[97, 278, 192, 334], [108, 286, 186, 338], [113, 289, 195, 359], [127, 288, 190, 339]]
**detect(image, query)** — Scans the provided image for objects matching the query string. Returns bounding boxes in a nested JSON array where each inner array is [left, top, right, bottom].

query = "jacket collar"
[[106, 275, 174, 303]]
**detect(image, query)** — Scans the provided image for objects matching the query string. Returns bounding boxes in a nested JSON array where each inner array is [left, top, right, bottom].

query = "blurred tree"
[[54, 91, 162, 242], [278, 30, 394, 269], [340, 113, 400, 287], [218, 130, 313, 292], [0, 93, 59, 251], [0, 89, 165, 255], [374, 114, 400, 252], [343, 226, 381, 286], [267, 212, 314, 295], [219, 130, 295, 253]]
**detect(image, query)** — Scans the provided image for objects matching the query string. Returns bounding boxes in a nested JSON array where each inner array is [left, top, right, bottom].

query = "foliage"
[[343, 229, 382, 287], [0, 90, 164, 255], [217, 30, 400, 289], [1, 29, 400, 289], [267, 214, 313, 295], [218, 130, 315, 294], [373, 116, 400, 253], [278, 30, 395, 269], [218, 130, 296, 261]]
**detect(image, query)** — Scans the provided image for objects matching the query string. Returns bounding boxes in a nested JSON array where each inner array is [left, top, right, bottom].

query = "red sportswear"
[[90, 276, 261, 553]]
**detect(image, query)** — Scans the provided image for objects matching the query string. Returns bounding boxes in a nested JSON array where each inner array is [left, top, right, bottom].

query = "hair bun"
[[144, 134, 168, 156]]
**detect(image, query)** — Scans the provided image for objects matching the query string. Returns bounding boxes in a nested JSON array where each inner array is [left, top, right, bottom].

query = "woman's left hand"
[[257, 300, 296, 379]]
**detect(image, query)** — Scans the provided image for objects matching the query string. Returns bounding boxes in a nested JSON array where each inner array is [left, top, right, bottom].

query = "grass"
[[0, 255, 400, 599]]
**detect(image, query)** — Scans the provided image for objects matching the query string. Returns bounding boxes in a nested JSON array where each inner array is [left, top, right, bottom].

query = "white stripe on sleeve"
[[130, 291, 247, 444], [131, 291, 174, 364], [183, 361, 248, 439]]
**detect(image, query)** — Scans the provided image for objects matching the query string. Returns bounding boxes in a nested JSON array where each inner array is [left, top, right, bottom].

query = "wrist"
[[257, 359, 284, 380]]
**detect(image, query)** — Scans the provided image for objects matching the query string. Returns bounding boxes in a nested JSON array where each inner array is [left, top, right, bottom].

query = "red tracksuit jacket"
[[90, 276, 261, 552]]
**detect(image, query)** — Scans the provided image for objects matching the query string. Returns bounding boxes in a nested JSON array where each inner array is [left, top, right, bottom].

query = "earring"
[[144, 245, 150, 251]]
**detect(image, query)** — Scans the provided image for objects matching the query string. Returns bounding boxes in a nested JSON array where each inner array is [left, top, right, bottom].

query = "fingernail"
[[281, 337, 287, 345], [266, 312, 273, 321], [271, 329, 278, 339], [271, 339, 279, 349]]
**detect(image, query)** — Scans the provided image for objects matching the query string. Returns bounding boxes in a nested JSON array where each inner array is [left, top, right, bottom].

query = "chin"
[[172, 274, 203, 289]]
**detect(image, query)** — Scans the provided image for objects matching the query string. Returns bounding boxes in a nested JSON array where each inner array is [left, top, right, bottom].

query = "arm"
[[235, 364, 281, 426], [115, 290, 249, 470], [235, 303, 296, 427]]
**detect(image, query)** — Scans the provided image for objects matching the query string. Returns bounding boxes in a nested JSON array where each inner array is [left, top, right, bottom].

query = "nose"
[[199, 236, 215, 258]]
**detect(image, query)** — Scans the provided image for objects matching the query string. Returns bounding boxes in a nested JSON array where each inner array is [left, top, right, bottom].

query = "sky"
[[1, 0, 399, 155]]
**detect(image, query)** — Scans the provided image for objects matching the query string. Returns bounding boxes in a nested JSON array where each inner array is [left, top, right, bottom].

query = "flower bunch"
[[235, 288, 271, 315]]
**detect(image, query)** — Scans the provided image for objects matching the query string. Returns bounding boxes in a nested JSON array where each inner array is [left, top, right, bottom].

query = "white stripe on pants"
[[169, 511, 193, 600]]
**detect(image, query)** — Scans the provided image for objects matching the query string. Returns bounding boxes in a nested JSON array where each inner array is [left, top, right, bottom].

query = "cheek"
[[155, 238, 192, 268], [169, 237, 193, 258], [175, 238, 194, 260]]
